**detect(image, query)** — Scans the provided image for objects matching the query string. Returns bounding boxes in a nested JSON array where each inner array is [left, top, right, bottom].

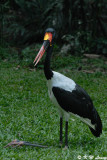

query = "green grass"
[[0, 56, 107, 160]]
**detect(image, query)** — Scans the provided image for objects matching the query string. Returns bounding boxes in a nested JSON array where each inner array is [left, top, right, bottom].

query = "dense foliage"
[[0, 0, 107, 56]]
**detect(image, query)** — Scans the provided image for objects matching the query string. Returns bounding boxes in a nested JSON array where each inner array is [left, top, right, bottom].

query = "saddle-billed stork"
[[34, 28, 102, 148]]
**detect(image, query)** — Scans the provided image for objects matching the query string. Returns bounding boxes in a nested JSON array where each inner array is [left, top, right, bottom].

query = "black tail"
[[89, 109, 102, 137]]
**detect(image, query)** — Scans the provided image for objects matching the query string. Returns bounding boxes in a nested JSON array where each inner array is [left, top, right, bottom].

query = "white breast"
[[47, 71, 76, 92], [47, 71, 76, 120]]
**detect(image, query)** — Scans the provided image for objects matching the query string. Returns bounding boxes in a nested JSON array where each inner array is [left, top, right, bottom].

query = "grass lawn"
[[0, 56, 107, 160]]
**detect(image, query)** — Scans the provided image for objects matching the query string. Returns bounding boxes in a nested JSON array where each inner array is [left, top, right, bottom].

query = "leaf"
[[84, 54, 101, 59]]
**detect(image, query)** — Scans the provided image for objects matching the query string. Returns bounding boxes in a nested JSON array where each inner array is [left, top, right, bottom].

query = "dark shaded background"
[[0, 0, 107, 57]]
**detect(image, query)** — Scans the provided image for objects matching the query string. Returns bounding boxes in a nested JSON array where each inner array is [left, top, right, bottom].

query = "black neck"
[[44, 46, 53, 80]]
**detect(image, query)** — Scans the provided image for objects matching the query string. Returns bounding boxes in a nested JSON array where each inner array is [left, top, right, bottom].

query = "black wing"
[[52, 84, 102, 137], [52, 84, 94, 119]]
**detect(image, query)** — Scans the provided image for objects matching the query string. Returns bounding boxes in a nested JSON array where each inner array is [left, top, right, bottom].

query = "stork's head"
[[34, 28, 55, 66]]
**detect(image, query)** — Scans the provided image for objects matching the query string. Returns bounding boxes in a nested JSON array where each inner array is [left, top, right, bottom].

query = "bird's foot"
[[5, 139, 24, 148], [63, 145, 68, 150]]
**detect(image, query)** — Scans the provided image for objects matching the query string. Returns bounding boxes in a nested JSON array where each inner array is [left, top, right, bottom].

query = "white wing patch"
[[69, 112, 96, 130]]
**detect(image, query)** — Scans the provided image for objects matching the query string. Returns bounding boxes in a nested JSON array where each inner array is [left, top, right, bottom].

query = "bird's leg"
[[59, 117, 63, 146], [65, 121, 68, 148]]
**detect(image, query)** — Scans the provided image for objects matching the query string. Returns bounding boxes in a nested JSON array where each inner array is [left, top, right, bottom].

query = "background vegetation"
[[0, 0, 107, 61]]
